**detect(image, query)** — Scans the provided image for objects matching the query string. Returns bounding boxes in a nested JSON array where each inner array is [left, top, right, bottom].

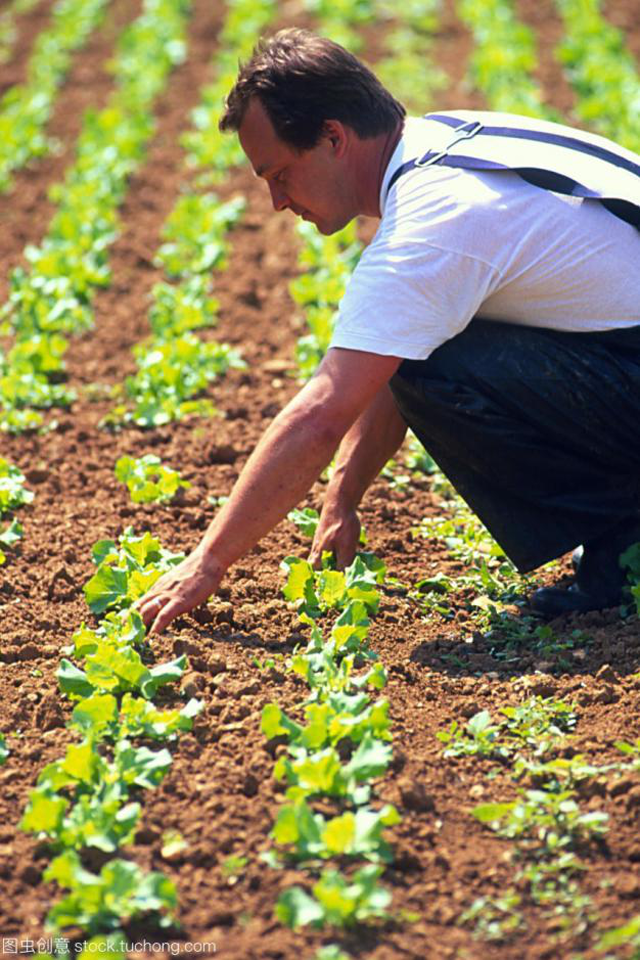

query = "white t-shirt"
[[330, 116, 640, 361]]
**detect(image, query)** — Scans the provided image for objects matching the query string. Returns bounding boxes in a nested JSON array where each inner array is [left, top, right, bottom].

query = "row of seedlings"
[[554, 0, 640, 151], [102, 0, 278, 430], [0, 0, 112, 194], [0, 0, 193, 434], [262, 514, 399, 958], [180, 0, 276, 185], [438, 694, 640, 950], [20, 528, 203, 953], [0, 0, 41, 66], [456, 0, 559, 118], [418, 3, 640, 945]]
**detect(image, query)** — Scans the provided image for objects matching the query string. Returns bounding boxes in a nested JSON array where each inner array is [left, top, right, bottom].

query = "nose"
[[268, 180, 290, 212]]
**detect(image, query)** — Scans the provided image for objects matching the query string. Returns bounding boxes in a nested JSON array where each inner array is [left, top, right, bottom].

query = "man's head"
[[219, 28, 405, 151], [219, 29, 405, 234]]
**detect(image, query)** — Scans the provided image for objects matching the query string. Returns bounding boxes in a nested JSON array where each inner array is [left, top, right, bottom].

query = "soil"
[[0, 1, 639, 958]]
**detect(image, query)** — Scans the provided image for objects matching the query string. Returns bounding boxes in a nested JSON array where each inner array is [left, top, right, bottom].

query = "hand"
[[309, 499, 361, 570], [136, 547, 223, 635]]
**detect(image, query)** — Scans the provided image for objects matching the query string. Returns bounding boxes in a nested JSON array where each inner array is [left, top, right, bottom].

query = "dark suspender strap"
[[386, 115, 640, 230], [426, 113, 640, 178]]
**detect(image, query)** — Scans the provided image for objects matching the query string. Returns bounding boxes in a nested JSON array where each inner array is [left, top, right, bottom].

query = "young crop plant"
[[115, 454, 191, 504], [83, 527, 185, 614], [0, 0, 111, 193], [412, 491, 584, 668], [597, 913, 640, 956], [620, 542, 640, 616], [105, 331, 244, 429], [276, 864, 392, 929], [437, 698, 577, 762], [1, 0, 193, 432], [44, 851, 178, 937], [0, 457, 33, 563], [555, 0, 640, 151], [155, 194, 246, 278], [459, 891, 526, 942], [456, 0, 558, 120]]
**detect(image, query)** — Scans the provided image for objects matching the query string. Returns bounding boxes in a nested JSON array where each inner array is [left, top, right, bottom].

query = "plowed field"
[[1, 1, 639, 958]]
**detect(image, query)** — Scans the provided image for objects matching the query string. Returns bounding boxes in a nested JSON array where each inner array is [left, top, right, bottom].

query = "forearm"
[[198, 396, 343, 571], [326, 383, 407, 509]]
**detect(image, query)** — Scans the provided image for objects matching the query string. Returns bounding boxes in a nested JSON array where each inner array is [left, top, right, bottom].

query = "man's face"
[[238, 98, 354, 235]]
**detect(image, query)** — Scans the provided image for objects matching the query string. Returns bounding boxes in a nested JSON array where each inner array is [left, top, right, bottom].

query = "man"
[[138, 28, 640, 634]]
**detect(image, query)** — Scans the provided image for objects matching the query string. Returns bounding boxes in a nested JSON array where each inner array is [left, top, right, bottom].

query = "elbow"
[[275, 396, 351, 453]]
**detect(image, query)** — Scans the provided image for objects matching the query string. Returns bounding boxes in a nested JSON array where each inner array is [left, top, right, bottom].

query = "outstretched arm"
[[309, 382, 407, 568], [137, 347, 401, 633]]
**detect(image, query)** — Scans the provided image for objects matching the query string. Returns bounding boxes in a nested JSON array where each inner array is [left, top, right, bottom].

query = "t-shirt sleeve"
[[329, 232, 501, 360]]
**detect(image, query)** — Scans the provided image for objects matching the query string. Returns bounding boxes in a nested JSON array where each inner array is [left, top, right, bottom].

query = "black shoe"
[[531, 583, 620, 618], [530, 517, 640, 619]]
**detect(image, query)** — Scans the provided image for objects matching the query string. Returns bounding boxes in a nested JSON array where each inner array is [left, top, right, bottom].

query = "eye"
[[273, 168, 286, 184]]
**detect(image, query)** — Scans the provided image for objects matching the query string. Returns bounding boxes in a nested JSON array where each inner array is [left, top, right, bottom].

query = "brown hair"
[[219, 28, 406, 150]]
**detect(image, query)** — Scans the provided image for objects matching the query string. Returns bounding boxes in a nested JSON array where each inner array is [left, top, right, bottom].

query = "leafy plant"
[[83, 528, 184, 614], [115, 454, 191, 504], [44, 850, 177, 934], [437, 710, 510, 760], [473, 788, 609, 853], [459, 891, 526, 942], [155, 194, 245, 277], [621, 542, 640, 615], [276, 864, 391, 929], [271, 798, 400, 863]]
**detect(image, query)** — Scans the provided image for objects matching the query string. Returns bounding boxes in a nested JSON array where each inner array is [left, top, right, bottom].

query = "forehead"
[[237, 98, 298, 177]]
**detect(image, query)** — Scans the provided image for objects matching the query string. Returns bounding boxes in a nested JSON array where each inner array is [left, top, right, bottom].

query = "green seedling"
[[44, 849, 177, 934], [221, 854, 248, 881], [276, 864, 391, 929], [115, 454, 191, 504], [161, 830, 187, 858], [271, 798, 400, 864], [155, 193, 245, 277], [83, 527, 185, 614], [473, 787, 609, 853], [437, 710, 509, 760], [274, 733, 392, 807], [459, 890, 526, 942]]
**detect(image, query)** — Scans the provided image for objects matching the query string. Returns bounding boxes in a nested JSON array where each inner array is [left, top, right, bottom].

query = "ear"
[[322, 120, 348, 156]]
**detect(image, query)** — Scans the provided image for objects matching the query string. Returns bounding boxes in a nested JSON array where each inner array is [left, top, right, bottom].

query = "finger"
[[335, 539, 357, 571], [138, 595, 164, 628], [149, 598, 185, 636]]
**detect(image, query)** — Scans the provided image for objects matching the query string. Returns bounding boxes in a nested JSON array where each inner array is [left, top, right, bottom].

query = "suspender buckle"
[[415, 120, 484, 168]]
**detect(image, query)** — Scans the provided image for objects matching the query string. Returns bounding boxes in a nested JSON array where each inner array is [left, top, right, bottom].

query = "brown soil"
[[1, 1, 639, 959]]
